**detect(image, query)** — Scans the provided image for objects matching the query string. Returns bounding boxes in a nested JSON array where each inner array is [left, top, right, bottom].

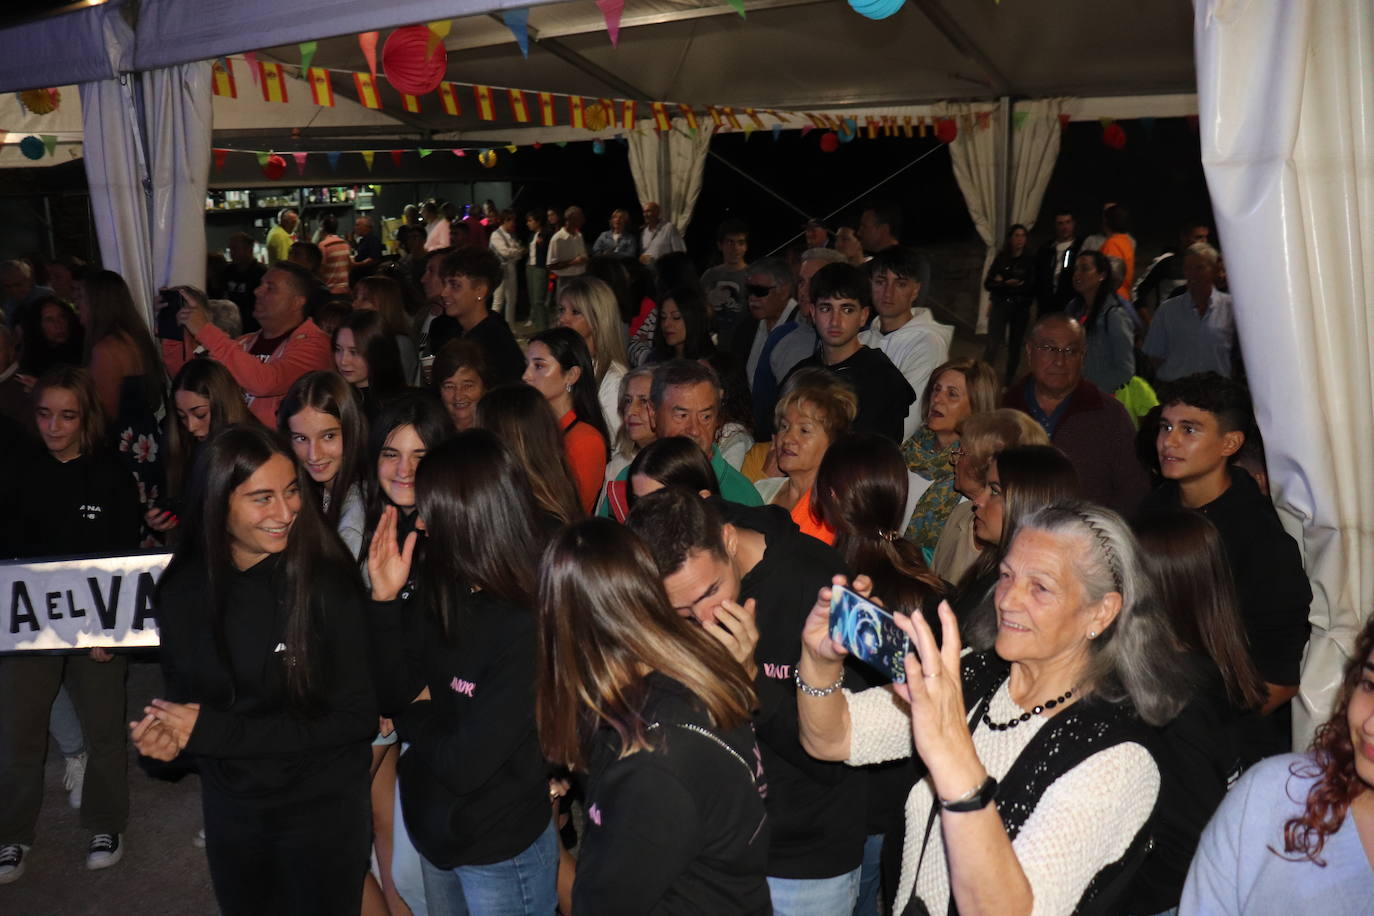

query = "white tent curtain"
[[626, 119, 712, 234], [937, 102, 1000, 334], [1195, 0, 1374, 747], [1009, 99, 1066, 230]]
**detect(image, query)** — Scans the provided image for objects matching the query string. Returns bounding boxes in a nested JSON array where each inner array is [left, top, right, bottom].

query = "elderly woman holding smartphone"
[[796, 502, 1184, 916]]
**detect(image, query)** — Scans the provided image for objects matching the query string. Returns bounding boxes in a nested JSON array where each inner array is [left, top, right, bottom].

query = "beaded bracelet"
[[794, 663, 845, 697]]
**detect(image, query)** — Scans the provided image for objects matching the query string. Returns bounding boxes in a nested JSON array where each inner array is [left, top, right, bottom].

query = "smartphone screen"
[[828, 585, 910, 683]]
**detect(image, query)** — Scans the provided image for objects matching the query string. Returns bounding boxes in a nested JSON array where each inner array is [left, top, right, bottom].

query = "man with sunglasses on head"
[[1003, 312, 1149, 514], [728, 258, 799, 438]]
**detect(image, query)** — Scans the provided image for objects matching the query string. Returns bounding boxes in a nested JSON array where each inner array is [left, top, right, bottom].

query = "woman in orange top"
[[754, 367, 857, 544], [523, 327, 609, 513]]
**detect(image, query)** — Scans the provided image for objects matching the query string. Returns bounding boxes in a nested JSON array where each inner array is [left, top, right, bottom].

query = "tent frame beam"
[[909, 0, 1013, 96]]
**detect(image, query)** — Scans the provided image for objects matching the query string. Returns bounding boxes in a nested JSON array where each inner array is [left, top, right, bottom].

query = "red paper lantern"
[[819, 131, 840, 153], [935, 118, 958, 144], [262, 154, 286, 180], [382, 25, 448, 96], [1102, 123, 1127, 150]]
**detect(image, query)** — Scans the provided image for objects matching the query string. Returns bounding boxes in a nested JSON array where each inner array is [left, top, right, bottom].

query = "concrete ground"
[[1, 658, 218, 916]]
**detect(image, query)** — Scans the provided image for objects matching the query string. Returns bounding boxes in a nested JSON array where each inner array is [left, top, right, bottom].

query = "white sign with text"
[[1, 552, 171, 653]]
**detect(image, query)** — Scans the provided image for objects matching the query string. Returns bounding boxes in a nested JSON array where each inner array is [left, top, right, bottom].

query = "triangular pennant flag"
[[426, 20, 451, 58], [726, 0, 746, 16], [255, 151, 270, 167], [596, 0, 625, 47], [361, 150, 375, 170], [242, 51, 259, 86], [359, 32, 379, 80], [771, 123, 782, 141], [390, 150, 404, 167], [741, 124, 755, 140], [326, 151, 341, 171], [454, 148, 467, 157], [800, 123, 813, 137], [419, 148, 434, 158], [213, 148, 228, 171], [502, 9, 530, 58], [299, 40, 317, 74], [505, 144, 518, 153], [1058, 113, 1072, 130], [1012, 110, 1029, 130], [292, 152, 308, 175]]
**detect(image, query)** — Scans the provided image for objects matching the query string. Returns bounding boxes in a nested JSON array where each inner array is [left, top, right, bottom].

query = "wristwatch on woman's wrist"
[[938, 774, 998, 812]]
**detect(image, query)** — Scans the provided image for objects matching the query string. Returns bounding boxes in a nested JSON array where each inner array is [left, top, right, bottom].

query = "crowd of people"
[[0, 193, 1361, 916]]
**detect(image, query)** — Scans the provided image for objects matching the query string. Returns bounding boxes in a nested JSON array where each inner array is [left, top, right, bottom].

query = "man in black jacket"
[[628, 490, 866, 914], [1033, 210, 1082, 314]]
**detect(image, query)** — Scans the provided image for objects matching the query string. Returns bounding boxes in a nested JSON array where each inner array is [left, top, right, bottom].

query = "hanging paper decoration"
[[326, 151, 341, 171], [292, 151, 308, 175], [800, 124, 813, 137], [744, 108, 765, 129], [596, 0, 625, 47], [262, 153, 287, 180], [621, 100, 636, 129], [18, 135, 44, 159], [18, 87, 60, 115], [383, 25, 448, 95], [902, 115, 913, 137], [211, 59, 236, 98], [438, 82, 462, 116], [255, 151, 270, 168], [419, 148, 434, 158], [1012, 110, 1029, 131], [847, 0, 905, 20], [243, 51, 259, 86], [771, 124, 782, 141], [359, 32, 379, 81], [354, 73, 382, 109], [390, 150, 405, 167], [503, 9, 531, 58], [212, 148, 228, 171], [298, 41, 317, 74], [454, 149, 467, 157], [721, 107, 742, 130], [741, 124, 755, 140], [478, 149, 498, 168], [726, 0, 746, 16], [837, 119, 857, 143], [818, 131, 839, 153], [402, 94, 421, 113], [505, 144, 518, 153], [539, 92, 556, 126], [510, 89, 531, 123], [975, 111, 991, 130], [426, 20, 452, 57], [361, 150, 376, 170], [651, 102, 671, 132], [934, 117, 957, 144], [1102, 122, 1127, 150], [533, 142, 543, 150], [678, 104, 698, 131], [259, 61, 288, 103], [584, 101, 610, 132], [474, 85, 496, 121], [592, 139, 605, 155], [308, 68, 335, 107], [1057, 113, 1071, 130], [569, 95, 586, 129]]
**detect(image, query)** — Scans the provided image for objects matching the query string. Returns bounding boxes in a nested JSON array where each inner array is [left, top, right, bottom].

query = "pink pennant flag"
[[292, 152, 308, 175], [800, 123, 814, 137], [596, 0, 625, 47], [359, 31, 379, 81], [242, 51, 259, 86]]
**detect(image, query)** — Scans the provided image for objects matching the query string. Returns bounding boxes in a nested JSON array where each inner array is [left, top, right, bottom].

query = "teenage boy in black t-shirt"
[[1141, 373, 1311, 752], [627, 489, 865, 915], [782, 262, 914, 443]]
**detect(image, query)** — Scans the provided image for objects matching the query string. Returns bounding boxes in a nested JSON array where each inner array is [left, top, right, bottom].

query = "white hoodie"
[[859, 308, 955, 442]]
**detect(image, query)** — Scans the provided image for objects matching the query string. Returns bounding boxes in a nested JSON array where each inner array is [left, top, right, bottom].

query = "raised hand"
[[367, 505, 417, 602]]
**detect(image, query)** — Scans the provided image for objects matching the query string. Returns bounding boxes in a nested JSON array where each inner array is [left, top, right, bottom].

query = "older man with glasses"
[[1003, 313, 1149, 514]]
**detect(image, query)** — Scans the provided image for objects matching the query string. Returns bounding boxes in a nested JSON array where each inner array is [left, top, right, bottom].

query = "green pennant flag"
[[419, 148, 434, 158], [726, 0, 746, 16], [41, 135, 57, 157], [255, 151, 270, 167], [299, 41, 317, 74], [1013, 110, 1029, 130]]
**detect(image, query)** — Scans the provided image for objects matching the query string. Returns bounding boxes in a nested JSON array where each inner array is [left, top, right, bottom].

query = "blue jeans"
[[769, 867, 863, 916], [421, 818, 558, 915], [853, 833, 885, 916]]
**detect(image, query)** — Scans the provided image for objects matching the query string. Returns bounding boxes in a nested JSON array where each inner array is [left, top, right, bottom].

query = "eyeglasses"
[[1032, 343, 1083, 359], [746, 283, 776, 298]]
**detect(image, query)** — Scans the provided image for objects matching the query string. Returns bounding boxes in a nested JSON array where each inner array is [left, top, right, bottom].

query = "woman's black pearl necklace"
[[983, 688, 1075, 731]]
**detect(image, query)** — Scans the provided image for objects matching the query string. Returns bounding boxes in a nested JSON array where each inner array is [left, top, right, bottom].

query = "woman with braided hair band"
[[796, 501, 1188, 916]]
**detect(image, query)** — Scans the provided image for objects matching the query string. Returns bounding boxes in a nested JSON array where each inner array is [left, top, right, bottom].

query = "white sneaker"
[[64, 753, 88, 809], [85, 833, 123, 871], [0, 843, 29, 884]]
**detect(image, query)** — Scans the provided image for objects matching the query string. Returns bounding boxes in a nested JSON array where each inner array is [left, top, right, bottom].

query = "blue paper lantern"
[[592, 139, 606, 155], [848, 0, 905, 20], [837, 120, 857, 143], [19, 135, 44, 160]]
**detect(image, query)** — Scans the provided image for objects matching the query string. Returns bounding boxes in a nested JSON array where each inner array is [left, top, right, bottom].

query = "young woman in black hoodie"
[[132, 425, 377, 915], [366, 429, 556, 913], [535, 518, 770, 915]]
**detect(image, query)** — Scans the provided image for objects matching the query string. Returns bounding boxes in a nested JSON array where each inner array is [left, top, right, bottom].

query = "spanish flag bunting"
[[211, 59, 236, 98], [721, 107, 742, 130], [708, 106, 724, 128], [474, 85, 495, 121], [651, 102, 671, 133], [307, 68, 334, 107], [539, 92, 556, 126], [976, 111, 991, 130], [902, 115, 913, 137], [918, 116, 927, 137], [744, 108, 765, 129], [766, 109, 790, 123], [259, 61, 287, 104], [438, 82, 461, 116], [569, 95, 585, 129], [600, 98, 616, 122], [354, 72, 381, 109], [361, 150, 376, 170], [621, 99, 636, 129], [402, 94, 421, 114], [806, 113, 823, 128], [509, 89, 531, 123], [865, 118, 877, 139], [678, 104, 698, 130]]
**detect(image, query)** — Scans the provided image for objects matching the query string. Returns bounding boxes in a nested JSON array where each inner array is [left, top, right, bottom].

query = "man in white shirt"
[[1143, 242, 1237, 381], [638, 201, 686, 265], [422, 200, 450, 252], [488, 209, 526, 325], [547, 206, 588, 299], [857, 246, 953, 442]]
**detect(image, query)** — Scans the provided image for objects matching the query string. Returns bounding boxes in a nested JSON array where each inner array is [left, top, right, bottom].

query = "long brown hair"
[[1134, 509, 1267, 711], [535, 519, 756, 771], [167, 359, 257, 497], [277, 370, 367, 527], [476, 383, 584, 525], [354, 274, 414, 339], [80, 269, 165, 408], [1281, 617, 1374, 865]]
